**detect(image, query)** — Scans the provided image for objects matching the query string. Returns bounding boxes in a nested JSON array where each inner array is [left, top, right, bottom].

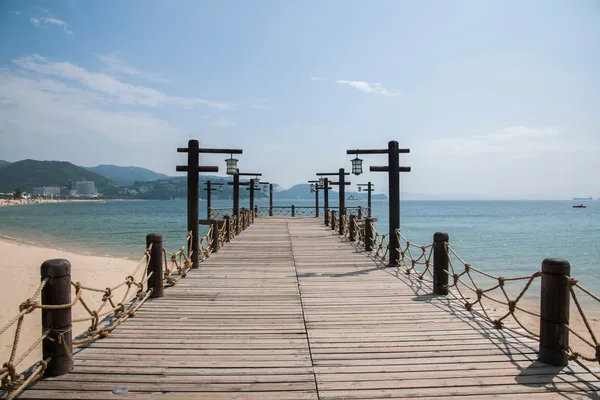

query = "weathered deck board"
[[18, 217, 599, 399]]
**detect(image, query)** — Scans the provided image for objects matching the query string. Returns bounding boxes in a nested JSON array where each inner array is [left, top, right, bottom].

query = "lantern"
[[319, 177, 325, 187], [225, 155, 238, 175], [358, 186, 362, 192], [351, 155, 363, 175], [310, 183, 316, 193], [218, 185, 223, 192], [263, 185, 268, 192]]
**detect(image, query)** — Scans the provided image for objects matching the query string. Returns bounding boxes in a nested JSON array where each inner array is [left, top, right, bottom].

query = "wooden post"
[[323, 178, 329, 226], [233, 173, 240, 234], [269, 184, 274, 216], [249, 179, 256, 224], [433, 232, 449, 295], [188, 140, 200, 269], [240, 208, 246, 231], [338, 168, 346, 236], [367, 181, 372, 217], [146, 233, 164, 298], [41, 259, 73, 376], [211, 220, 219, 252], [349, 214, 356, 241], [315, 186, 319, 218], [539, 258, 570, 366], [292, 205, 295, 217], [254, 205, 258, 219], [331, 211, 337, 231], [365, 217, 374, 252], [357, 207, 362, 219], [388, 141, 400, 266], [206, 180, 212, 220], [224, 216, 231, 242]]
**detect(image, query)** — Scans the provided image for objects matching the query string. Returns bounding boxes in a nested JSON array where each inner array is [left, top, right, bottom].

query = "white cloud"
[[95, 53, 169, 84], [212, 119, 235, 128], [336, 80, 399, 96], [12, 55, 233, 109], [29, 16, 72, 34]]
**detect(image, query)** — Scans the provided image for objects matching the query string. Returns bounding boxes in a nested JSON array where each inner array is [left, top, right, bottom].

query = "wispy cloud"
[[212, 119, 236, 128], [11, 54, 233, 109], [424, 126, 597, 158], [335, 80, 399, 96], [30, 16, 72, 34], [95, 53, 169, 84]]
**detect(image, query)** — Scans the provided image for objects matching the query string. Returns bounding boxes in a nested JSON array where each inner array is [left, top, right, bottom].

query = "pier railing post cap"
[[41, 259, 71, 277], [146, 233, 163, 243], [434, 232, 449, 242], [541, 258, 570, 274]]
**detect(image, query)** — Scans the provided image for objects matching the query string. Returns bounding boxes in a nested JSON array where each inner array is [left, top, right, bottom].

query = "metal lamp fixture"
[[218, 185, 223, 192], [225, 154, 238, 175], [263, 185, 269, 192], [319, 177, 325, 187], [310, 183, 316, 193], [358, 186, 362, 192], [351, 153, 363, 175]]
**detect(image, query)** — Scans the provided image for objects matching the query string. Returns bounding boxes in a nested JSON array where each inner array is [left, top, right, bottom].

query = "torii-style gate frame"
[[317, 169, 351, 235], [177, 140, 242, 268]]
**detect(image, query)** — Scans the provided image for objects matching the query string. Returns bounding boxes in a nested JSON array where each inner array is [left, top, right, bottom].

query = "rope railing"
[[208, 207, 233, 220], [162, 232, 193, 287], [397, 230, 434, 281], [565, 279, 600, 364], [0, 245, 153, 399], [255, 206, 325, 217]]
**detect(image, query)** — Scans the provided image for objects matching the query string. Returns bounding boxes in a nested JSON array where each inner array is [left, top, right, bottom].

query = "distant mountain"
[[87, 164, 170, 186], [0, 160, 10, 169], [0, 160, 119, 194], [276, 184, 388, 200]]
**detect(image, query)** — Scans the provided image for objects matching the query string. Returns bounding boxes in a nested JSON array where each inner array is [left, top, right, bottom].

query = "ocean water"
[[0, 198, 598, 294]]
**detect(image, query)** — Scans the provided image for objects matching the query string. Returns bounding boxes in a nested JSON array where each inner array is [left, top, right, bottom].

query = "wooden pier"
[[16, 218, 600, 399]]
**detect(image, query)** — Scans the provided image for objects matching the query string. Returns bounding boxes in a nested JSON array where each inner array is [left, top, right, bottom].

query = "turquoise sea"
[[0, 198, 598, 294]]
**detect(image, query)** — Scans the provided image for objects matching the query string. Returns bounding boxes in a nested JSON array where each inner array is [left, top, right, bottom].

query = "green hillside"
[[0, 160, 11, 169], [87, 164, 170, 186], [0, 160, 119, 195]]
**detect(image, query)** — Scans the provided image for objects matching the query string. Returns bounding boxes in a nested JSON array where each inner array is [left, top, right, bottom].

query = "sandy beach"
[[0, 238, 144, 374], [0, 199, 104, 207]]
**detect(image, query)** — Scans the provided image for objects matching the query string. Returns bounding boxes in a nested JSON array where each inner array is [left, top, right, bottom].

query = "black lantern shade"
[[351, 155, 363, 175], [310, 183, 316, 193], [319, 177, 325, 186]]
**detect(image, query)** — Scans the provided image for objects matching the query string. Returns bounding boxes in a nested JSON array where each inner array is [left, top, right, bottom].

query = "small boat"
[[573, 204, 587, 208], [347, 195, 359, 201]]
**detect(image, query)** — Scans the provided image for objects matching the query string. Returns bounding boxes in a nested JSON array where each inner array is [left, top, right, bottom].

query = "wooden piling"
[[539, 258, 570, 366], [41, 259, 73, 377], [224, 216, 231, 242], [146, 233, 164, 298], [433, 232, 449, 295], [365, 217, 374, 252], [292, 205, 295, 217], [349, 214, 356, 241], [211, 220, 220, 252]]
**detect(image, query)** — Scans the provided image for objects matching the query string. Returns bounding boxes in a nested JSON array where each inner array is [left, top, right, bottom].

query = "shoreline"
[[0, 198, 148, 207]]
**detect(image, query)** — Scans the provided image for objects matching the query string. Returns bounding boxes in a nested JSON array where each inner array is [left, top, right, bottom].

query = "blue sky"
[[1, 0, 598, 198]]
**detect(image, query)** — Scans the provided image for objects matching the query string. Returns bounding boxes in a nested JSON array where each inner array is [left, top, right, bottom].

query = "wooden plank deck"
[[20, 217, 599, 399]]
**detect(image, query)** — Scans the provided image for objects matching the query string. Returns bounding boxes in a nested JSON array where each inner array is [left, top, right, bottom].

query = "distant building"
[[73, 180, 97, 196], [32, 186, 61, 197]]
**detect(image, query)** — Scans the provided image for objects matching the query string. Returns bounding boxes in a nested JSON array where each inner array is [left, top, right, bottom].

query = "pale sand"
[[0, 238, 144, 373], [0, 199, 105, 207]]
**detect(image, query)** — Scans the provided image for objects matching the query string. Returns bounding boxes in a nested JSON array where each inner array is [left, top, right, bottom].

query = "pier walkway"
[[21, 218, 599, 399]]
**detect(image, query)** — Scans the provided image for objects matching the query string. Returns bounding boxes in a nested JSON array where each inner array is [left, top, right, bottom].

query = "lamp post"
[[317, 169, 351, 235], [317, 177, 333, 225], [177, 140, 242, 268], [245, 177, 265, 223], [269, 184, 274, 216], [204, 180, 224, 220], [308, 180, 322, 217], [346, 141, 410, 266], [228, 172, 262, 233], [356, 182, 374, 217]]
